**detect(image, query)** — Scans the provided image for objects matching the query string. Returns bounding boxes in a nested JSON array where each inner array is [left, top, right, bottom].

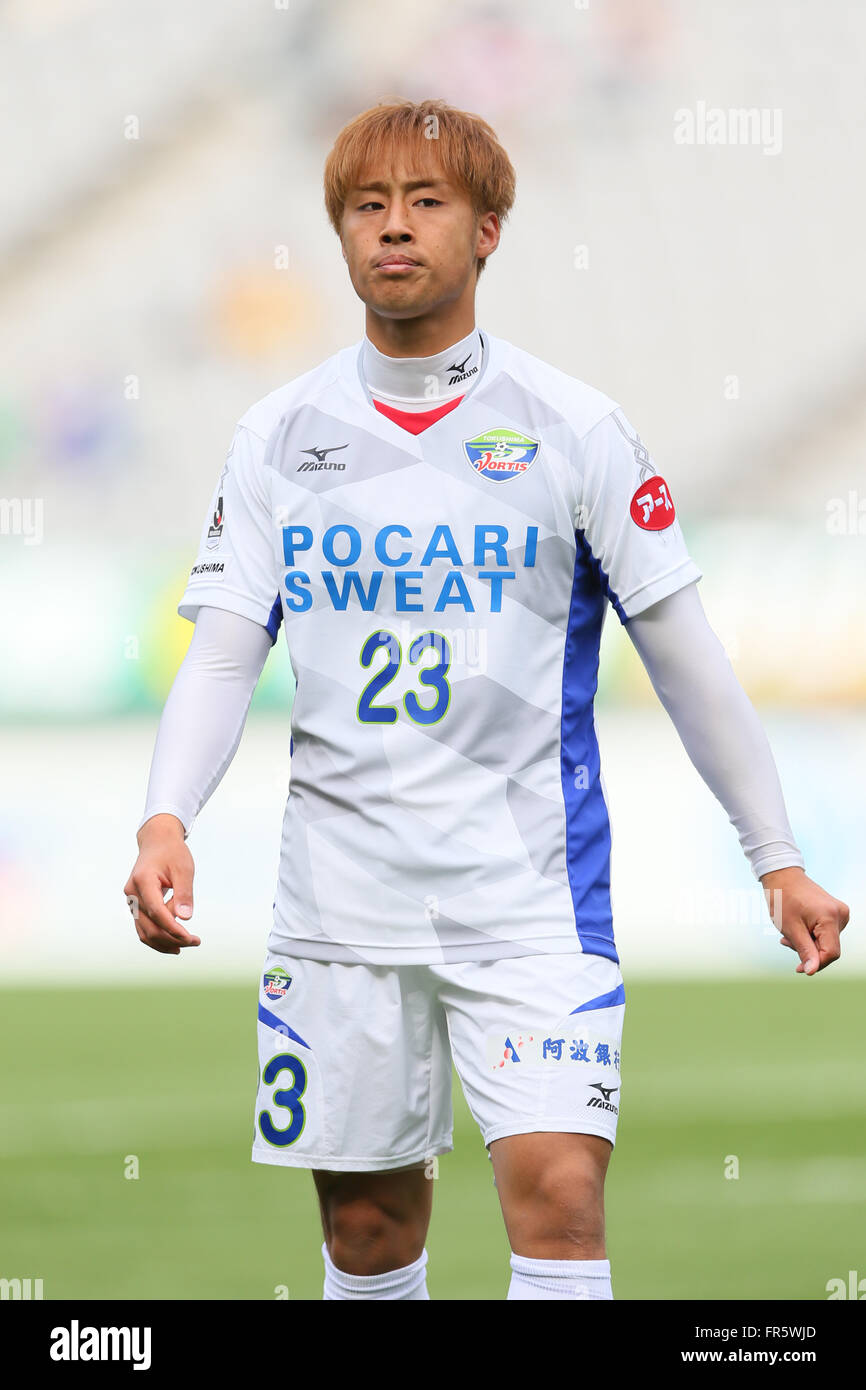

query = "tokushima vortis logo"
[[263, 968, 292, 1000], [297, 444, 348, 471], [586, 1082, 620, 1114], [463, 428, 539, 482], [447, 353, 478, 386]]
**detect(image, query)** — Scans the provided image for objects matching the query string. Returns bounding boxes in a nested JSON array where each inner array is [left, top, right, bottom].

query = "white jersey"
[[178, 332, 702, 964]]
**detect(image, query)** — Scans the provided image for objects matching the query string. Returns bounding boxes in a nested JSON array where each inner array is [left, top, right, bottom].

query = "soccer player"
[[124, 99, 848, 1301]]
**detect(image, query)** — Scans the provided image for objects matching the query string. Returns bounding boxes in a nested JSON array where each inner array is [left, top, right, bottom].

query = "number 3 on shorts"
[[258, 1052, 308, 1147]]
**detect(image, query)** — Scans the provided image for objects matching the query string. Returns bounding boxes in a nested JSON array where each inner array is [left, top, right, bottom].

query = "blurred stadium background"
[[1, 0, 863, 1300]]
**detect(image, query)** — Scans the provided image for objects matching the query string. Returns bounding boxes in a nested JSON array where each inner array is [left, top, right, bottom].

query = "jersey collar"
[[340, 329, 501, 422]]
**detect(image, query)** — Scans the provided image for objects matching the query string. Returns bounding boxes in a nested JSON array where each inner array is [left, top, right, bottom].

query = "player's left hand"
[[759, 866, 849, 975]]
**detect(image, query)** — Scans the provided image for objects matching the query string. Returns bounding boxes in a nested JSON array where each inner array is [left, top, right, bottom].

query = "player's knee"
[[512, 1159, 606, 1250], [325, 1196, 425, 1275]]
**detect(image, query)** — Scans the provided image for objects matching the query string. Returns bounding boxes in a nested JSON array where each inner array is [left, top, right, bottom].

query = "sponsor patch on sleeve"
[[629, 475, 676, 530]]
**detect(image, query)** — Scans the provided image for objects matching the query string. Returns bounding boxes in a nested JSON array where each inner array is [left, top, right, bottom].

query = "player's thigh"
[[436, 951, 625, 1152]]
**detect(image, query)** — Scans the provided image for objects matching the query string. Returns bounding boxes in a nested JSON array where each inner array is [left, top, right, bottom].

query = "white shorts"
[[251, 949, 625, 1172]]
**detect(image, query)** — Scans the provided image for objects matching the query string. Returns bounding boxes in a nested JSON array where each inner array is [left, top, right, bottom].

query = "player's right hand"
[[123, 814, 201, 955]]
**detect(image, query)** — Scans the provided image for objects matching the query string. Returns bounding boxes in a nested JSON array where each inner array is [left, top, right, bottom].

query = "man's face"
[[339, 154, 499, 321]]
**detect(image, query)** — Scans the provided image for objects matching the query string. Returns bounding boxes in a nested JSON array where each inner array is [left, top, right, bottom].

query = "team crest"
[[263, 967, 292, 1000], [463, 428, 539, 482]]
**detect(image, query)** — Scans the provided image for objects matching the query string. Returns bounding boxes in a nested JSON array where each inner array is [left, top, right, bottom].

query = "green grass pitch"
[[1, 976, 862, 1300]]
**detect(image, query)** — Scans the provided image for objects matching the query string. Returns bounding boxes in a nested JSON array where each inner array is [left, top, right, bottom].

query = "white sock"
[[322, 1242, 430, 1300], [507, 1253, 612, 1300]]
